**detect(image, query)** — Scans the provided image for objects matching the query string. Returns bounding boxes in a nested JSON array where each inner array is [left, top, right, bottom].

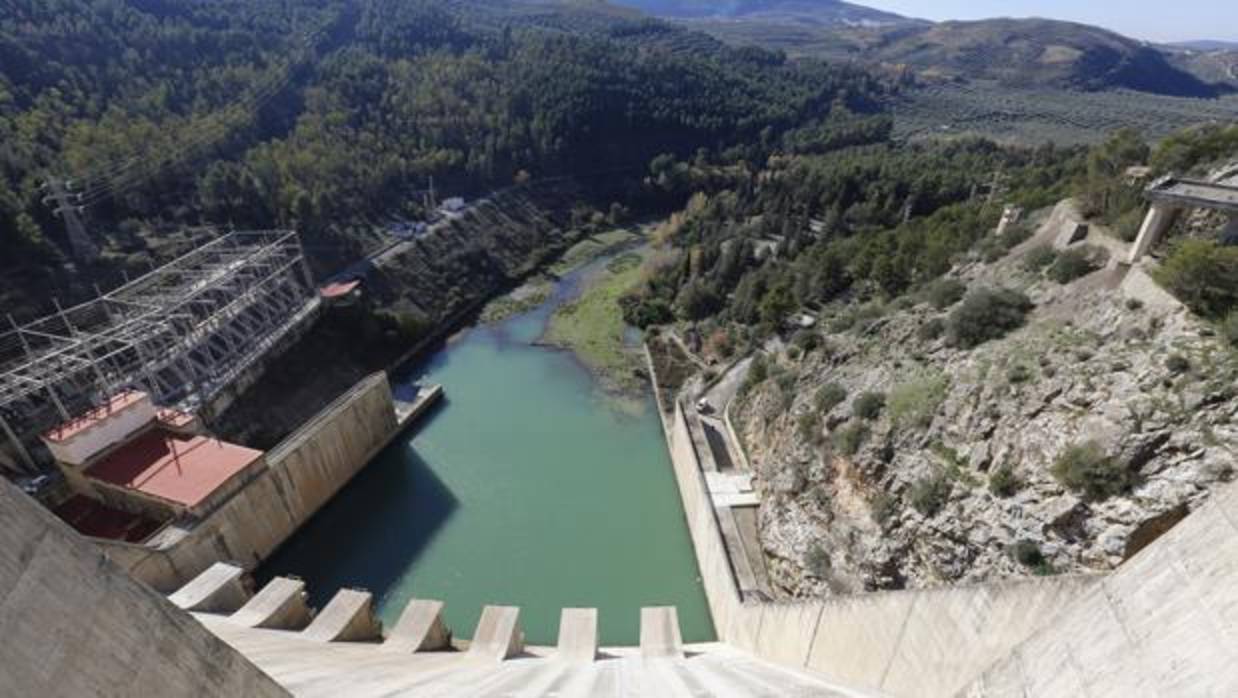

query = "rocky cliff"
[[734, 205, 1238, 598]]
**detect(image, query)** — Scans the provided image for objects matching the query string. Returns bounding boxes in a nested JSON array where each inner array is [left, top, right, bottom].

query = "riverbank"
[[542, 249, 649, 395]]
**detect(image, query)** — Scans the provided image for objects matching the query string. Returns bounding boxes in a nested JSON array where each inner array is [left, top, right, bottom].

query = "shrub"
[[1022, 245, 1058, 272], [1153, 239, 1238, 319], [1047, 247, 1100, 284], [804, 544, 832, 578], [1051, 441, 1134, 501], [797, 413, 822, 445], [925, 278, 968, 310], [792, 329, 821, 353], [1009, 540, 1045, 568], [739, 354, 768, 395], [833, 422, 870, 456], [852, 391, 886, 420], [1223, 310, 1238, 349], [909, 475, 952, 517], [1165, 354, 1191, 374], [918, 317, 945, 341], [989, 463, 1022, 497], [1006, 364, 1034, 384], [888, 372, 949, 429], [870, 492, 898, 526], [815, 383, 848, 413], [1125, 298, 1144, 311], [948, 287, 1035, 349]]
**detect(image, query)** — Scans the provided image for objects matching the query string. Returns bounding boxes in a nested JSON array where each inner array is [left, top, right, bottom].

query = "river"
[[257, 254, 715, 646]]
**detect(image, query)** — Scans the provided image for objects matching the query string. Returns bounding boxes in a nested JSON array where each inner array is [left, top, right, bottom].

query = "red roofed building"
[[40, 390, 268, 536]]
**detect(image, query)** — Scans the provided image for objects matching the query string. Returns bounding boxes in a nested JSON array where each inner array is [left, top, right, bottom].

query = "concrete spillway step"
[[556, 608, 598, 663], [467, 605, 524, 662], [640, 606, 684, 659], [302, 589, 381, 642], [383, 599, 451, 653], [230, 577, 312, 629], [168, 562, 249, 613]]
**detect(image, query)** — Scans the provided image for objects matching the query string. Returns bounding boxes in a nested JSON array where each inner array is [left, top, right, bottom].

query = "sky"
[[860, 1, 1238, 43]]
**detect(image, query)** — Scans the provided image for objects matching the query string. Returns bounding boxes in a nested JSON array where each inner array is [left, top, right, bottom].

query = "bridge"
[[0, 231, 319, 475], [1127, 176, 1238, 263]]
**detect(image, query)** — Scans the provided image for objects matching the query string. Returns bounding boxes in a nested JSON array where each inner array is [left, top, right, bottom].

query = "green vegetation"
[[1047, 247, 1100, 284], [1051, 441, 1134, 501], [1, 0, 886, 316], [1006, 364, 1035, 384], [543, 250, 649, 392], [917, 317, 946, 342], [909, 475, 952, 517], [1153, 240, 1238, 320], [870, 492, 898, 527], [947, 287, 1035, 349], [852, 392, 886, 421], [1223, 311, 1238, 349], [1022, 245, 1059, 272], [989, 463, 1023, 498], [815, 383, 848, 414], [925, 278, 968, 310], [888, 372, 949, 430], [833, 422, 869, 456], [1165, 354, 1192, 375], [804, 543, 832, 578]]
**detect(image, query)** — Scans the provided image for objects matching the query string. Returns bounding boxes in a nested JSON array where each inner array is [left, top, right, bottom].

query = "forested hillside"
[[0, 0, 883, 315]]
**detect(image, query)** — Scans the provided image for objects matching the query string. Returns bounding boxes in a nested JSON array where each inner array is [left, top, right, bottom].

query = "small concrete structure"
[[556, 608, 599, 663], [1127, 176, 1238, 263], [467, 605, 524, 662], [231, 577, 313, 630], [168, 562, 250, 613], [995, 205, 1023, 236], [1053, 221, 1089, 249], [302, 589, 381, 642], [383, 599, 451, 652], [640, 606, 685, 659]]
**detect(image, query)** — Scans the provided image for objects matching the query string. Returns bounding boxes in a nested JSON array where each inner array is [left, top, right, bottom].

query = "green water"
[[257, 259, 714, 645]]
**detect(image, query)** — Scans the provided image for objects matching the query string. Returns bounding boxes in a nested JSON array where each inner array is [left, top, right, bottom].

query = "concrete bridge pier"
[[1127, 202, 1180, 263]]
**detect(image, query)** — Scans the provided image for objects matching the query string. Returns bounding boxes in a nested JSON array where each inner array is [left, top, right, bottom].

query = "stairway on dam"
[[168, 562, 871, 697]]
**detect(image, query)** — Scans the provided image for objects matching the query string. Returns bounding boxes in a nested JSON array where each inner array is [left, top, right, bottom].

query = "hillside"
[[607, 0, 916, 26], [0, 0, 882, 321]]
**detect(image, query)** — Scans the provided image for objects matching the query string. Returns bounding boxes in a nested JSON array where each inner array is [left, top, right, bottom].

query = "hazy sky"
[[860, 1, 1238, 42]]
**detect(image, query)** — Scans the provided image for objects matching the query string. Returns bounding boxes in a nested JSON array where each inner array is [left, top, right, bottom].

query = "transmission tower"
[[41, 178, 98, 262]]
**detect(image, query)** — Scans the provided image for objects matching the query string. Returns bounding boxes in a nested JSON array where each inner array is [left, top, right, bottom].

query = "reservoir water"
[[257, 257, 715, 645]]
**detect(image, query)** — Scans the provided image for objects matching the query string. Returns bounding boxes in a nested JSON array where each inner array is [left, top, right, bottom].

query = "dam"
[[257, 256, 714, 645]]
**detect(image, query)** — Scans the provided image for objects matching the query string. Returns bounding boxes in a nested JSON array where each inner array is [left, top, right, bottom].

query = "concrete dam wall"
[[661, 400, 1098, 697], [97, 373, 400, 592], [962, 478, 1238, 696], [0, 479, 289, 698]]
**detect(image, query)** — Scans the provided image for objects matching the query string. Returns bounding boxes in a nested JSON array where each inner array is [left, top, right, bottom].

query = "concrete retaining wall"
[[661, 397, 1099, 697], [962, 480, 1238, 697], [99, 373, 399, 592], [0, 479, 290, 698]]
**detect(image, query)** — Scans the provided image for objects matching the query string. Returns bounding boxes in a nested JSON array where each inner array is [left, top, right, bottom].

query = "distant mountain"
[[845, 18, 1227, 96], [607, 0, 919, 27], [1169, 40, 1238, 52], [637, 7, 1232, 98]]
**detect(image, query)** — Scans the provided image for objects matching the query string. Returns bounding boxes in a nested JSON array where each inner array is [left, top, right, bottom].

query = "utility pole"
[[41, 178, 98, 262]]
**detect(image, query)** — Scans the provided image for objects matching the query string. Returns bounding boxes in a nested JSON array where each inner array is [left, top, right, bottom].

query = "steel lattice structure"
[[0, 231, 320, 474]]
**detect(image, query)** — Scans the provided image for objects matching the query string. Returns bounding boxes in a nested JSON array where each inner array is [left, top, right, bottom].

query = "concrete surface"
[[168, 562, 249, 612], [640, 606, 685, 658], [384, 599, 451, 653], [231, 577, 312, 630], [556, 608, 598, 663], [194, 613, 874, 697], [302, 589, 381, 642], [962, 480, 1238, 697], [0, 480, 289, 698], [468, 606, 524, 662]]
